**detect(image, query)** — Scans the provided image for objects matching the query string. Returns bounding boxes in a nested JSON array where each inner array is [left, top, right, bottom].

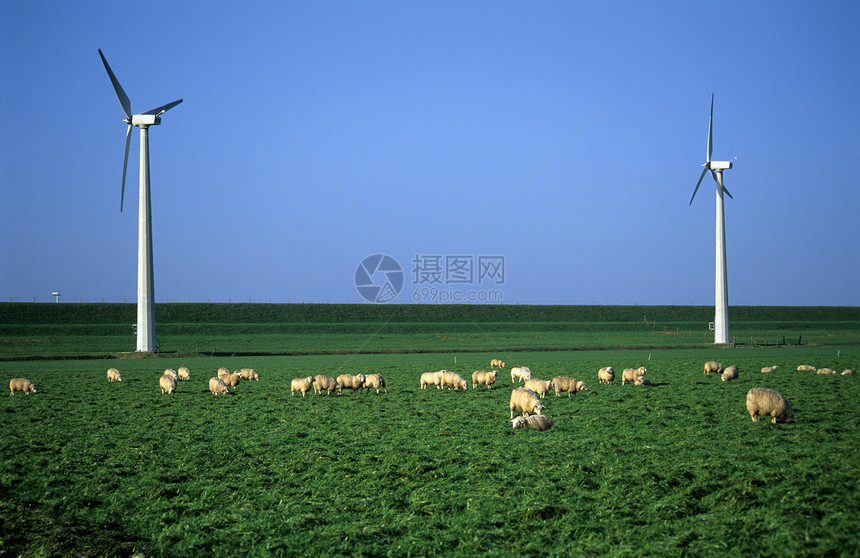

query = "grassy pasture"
[[1, 345, 859, 557]]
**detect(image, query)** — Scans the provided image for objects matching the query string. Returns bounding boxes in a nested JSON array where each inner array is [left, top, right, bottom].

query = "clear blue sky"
[[2, 1, 858, 306]]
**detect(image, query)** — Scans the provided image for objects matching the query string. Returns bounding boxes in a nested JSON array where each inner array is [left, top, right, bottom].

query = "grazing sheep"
[[510, 366, 532, 384], [510, 387, 544, 419], [217, 367, 231, 378], [796, 365, 816, 371], [634, 376, 651, 386], [177, 366, 191, 380], [816, 368, 836, 375], [337, 374, 366, 392], [238, 368, 259, 381], [472, 370, 498, 389], [598, 367, 615, 384], [760, 366, 778, 373], [511, 414, 554, 431], [420, 371, 444, 389], [721, 366, 739, 382], [746, 388, 794, 424], [842, 369, 856, 376], [159, 374, 176, 394], [704, 361, 723, 376], [107, 368, 122, 382], [552, 376, 587, 397], [163, 368, 178, 380], [221, 372, 241, 386], [491, 359, 506, 368], [209, 376, 229, 395], [290, 376, 316, 397], [523, 378, 554, 398], [313, 374, 342, 395], [363, 373, 387, 394], [622, 367, 647, 385], [440, 371, 468, 391], [9, 378, 37, 395]]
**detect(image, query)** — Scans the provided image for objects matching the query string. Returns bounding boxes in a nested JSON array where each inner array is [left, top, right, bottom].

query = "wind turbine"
[[99, 49, 182, 353], [689, 93, 734, 345]]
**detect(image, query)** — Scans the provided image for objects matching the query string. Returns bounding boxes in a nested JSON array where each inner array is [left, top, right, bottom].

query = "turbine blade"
[[141, 99, 183, 116], [121, 123, 131, 212], [98, 49, 132, 119], [723, 185, 733, 199], [690, 168, 708, 205], [707, 93, 714, 163]]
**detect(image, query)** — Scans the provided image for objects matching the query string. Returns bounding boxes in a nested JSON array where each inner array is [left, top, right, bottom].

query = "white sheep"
[[746, 388, 794, 424], [313, 374, 342, 395], [363, 373, 387, 394], [796, 364, 816, 371], [159, 374, 176, 394], [336, 373, 365, 392], [290, 376, 316, 397], [107, 368, 122, 382], [491, 358, 506, 368], [760, 366, 778, 373], [816, 368, 836, 375], [511, 414, 554, 431], [177, 367, 191, 380], [472, 370, 498, 389], [704, 361, 723, 376], [622, 367, 647, 385], [634, 376, 651, 386], [523, 378, 554, 398], [721, 366, 739, 382], [552, 376, 586, 397], [598, 367, 615, 384], [217, 367, 231, 379], [842, 369, 856, 376], [238, 368, 259, 381], [510, 366, 532, 384], [440, 371, 467, 391], [510, 387, 544, 419], [9, 378, 37, 395], [420, 371, 444, 389], [222, 372, 241, 386], [209, 376, 229, 395], [163, 368, 178, 380]]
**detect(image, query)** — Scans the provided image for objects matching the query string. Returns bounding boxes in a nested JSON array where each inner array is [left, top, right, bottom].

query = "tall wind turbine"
[[689, 93, 734, 345], [99, 49, 182, 353]]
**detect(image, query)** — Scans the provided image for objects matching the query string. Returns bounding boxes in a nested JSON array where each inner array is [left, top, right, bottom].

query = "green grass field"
[[1, 304, 859, 556]]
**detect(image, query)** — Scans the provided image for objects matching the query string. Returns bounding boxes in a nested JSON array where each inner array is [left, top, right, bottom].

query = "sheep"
[[221, 372, 241, 386], [9, 378, 37, 395], [336, 373, 366, 392], [523, 378, 554, 398], [290, 376, 316, 397], [313, 374, 342, 395], [760, 366, 778, 373], [746, 388, 794, 424], [842, 369, 856, 376], [107, 368, 122, 382], [510, 366, 532, 384], [796, 365, 816, 371], [598, 367, 615, 384], [721, 365, 739, 382], [511, 414, 554, 431], [704, 361, 723, 376], [622, 367, 647, 385], [510, 387, 544, 419], [177, 366, 191, 380], [217, 367, 231, 378], [634, 376, 651, 386], [816, 368, 836, 375], [440, 371, 468, 391], [163, 368, 178, 380], [420, 371, 444, 389], [552, 376, 587, 397], [491, 358, 506, 368], [159, 374, 176, 394], [472, 370, 498, 389], [238, 368, 259, 381], [363, 373, 387, 394], [209, 376, 229, 395]]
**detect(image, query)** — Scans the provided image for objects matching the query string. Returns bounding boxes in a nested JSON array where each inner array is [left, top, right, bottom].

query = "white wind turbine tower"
[[99, 49, 182, 353], [689, 93, 734, 345]]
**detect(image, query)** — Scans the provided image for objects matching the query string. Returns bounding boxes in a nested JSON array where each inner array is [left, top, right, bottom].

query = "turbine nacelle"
[[707, 161, 733, 171], [131, 114, 162, 127]]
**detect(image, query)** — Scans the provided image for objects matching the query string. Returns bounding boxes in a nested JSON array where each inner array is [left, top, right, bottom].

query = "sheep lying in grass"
[[209, 376, 229, 395], [313, 374, 341, 395], [472, 370, 498, 389], [510, 366, 532, 384], [159, 374, 176, 394], [441, 371, 467, 391], [796, 365, 816, 371], [337, 374, 365, 392], [177, 367, 191, 380], [491, 359, 506, 368], [511, 414, 554, 431], [721, 366, 739, 382], [843, 369, 856, 376], [420, 371, 444, 389], [760, 366, 778, 373], [363, 373, 387, 394], [291, 376, 316, 397], [510, 387, 544, 419], [9, 378, 37, 395], [746, 388, 794, 424], [238, 368, 259, 381], [163, 369, 178, 380], [704, 361, 723, 376], [107, 368, 122, 382], [634, 376, 651, 386], [816, 368, 836, 375], [622, 367, 646, 385], [552, 376, 587, 397], [524, 378, 554, 398], [598, 367, 615, 384]]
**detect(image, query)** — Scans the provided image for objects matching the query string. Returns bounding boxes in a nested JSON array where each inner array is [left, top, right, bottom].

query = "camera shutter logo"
[[355, 254, 404, 303]]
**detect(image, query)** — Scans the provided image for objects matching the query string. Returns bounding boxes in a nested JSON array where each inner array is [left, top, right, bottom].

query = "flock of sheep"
[[8, 359, 855, 428]]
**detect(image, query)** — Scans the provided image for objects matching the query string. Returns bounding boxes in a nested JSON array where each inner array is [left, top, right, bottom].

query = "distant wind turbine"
[[689, 93, 734, 345], [99, 48, 182, 352]]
